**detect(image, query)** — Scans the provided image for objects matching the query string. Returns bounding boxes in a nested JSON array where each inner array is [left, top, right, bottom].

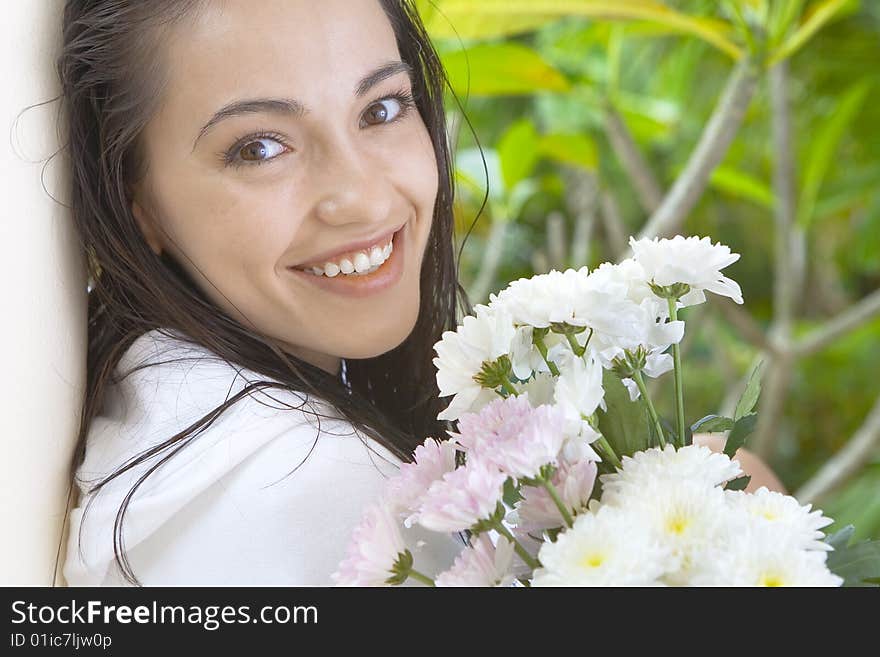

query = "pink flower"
[[384, 438, 458, 518], [513, 459, 598, 534], [435, 534, 517, 587], [451, 395, 568, 480], [331, 502, 407, 586], [410, 458, 507, 533]]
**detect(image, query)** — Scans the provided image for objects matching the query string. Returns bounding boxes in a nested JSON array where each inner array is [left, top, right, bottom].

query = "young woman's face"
[[131, 0, 439, 375]]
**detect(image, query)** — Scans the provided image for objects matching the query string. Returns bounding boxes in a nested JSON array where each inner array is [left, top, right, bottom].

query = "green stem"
[[534, 333, 561, 376], [541, 478, 574, 528], [493, 522, 541, 572], [632, 370, 667, 448], [667, 298, 686, 447], [500, 378, 518, 397], [565, 332, 584, 357], [407, 568, 436, 587], [595, 434, 623, 470]]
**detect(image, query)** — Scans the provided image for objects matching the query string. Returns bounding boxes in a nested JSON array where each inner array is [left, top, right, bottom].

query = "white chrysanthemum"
[[553, 349, 606, 430], [560, 419, 602, 464], [625, 480, 730, 585], [531, 506, 669, 586], [585, 260, 685, 353], [587, 259, 658, 307], [433, 303, 517, 421], [434, 535, 517, 587], [691, 524, 843, 586], [599, 444, 743, 506], [491, 268, 645, 343], [725, 486, 835, 552], [629, 234, 744, 306], [513, 370, 558, 407]]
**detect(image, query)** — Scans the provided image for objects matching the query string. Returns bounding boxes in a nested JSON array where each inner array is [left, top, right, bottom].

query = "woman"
[[59, 0, 783, 586], [60, 0, 471, 586]]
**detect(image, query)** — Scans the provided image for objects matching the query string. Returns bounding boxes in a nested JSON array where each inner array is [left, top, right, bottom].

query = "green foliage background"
[[418, 0, 880, 539]]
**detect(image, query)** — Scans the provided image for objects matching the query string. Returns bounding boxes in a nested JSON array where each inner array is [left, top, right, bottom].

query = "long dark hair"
[[50, 0, 482, 585]]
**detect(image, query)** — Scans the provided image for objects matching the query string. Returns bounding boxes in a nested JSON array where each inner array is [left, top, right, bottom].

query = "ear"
[[130, 194, 164, 257]]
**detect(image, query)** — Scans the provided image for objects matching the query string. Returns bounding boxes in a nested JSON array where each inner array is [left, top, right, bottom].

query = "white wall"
[[0, 0, 86, 585]]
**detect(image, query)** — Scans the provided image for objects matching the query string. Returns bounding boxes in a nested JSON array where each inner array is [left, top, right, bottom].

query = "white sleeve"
[[66, 388, 464, 586]]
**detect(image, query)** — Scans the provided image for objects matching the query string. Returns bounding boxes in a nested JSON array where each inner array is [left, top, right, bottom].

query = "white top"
[[63, 329, 465, 586]]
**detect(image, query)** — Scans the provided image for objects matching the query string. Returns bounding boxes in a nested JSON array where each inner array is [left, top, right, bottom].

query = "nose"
[[312, 135, 392, 226]]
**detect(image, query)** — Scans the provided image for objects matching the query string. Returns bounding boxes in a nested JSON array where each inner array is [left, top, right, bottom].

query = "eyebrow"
[[192, 60, 415, 151]]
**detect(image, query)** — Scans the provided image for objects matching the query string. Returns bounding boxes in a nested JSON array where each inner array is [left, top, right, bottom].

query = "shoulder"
[[65, 328, 407, 584]]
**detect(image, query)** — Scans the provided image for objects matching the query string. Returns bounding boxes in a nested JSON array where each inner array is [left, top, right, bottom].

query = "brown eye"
[[362, 98, 402, 126], [237, 136, 286, 164]]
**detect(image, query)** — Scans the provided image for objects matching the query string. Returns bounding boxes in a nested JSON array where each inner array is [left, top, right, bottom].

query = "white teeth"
[[353, 252, 372, 273], [299, 236, 395, 277]]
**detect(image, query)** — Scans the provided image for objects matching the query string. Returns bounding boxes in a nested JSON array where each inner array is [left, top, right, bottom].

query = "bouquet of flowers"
[[332, 235, 879, 587]]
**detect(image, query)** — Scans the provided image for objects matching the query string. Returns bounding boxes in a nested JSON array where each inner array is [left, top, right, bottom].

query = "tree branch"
[[633, 55, 759, 247], [711, 297, 780, 355], [604, 104, 663, 214], [795, 393, 880, 504], [793, 288, 880, 357], [600, 189, 629, 261], [751, 60, 801, 459], [546, 211, 567, 271], [562, 167, 598, 268]]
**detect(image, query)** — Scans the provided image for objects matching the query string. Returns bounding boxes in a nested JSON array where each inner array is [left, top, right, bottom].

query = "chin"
[[339, 309, 419, 360]]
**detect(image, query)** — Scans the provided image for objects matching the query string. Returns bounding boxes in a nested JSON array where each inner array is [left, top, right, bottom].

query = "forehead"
[[154, 0, 400, 127]]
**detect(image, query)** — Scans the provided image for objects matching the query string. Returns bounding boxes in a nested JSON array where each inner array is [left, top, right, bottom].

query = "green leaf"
[[724, 413, 758, 458], [455, 147, 505, 201], [498, 119, 540, 189], [422, 4, 562, 40], [824, 524, 856, 551], [691, 414, 736, 433], [441, 42, 571, 97], [425, 0, 742, 60], [798, 80, 873, 229], [502, 477, 523, 506], [825, 532, 880, 587], [596, 370, 652, 458], [537, 133, 598, 170], [769, 0, 858, 65], [708, 166, 774, 209], [725, 475, 751, 491], [734, 360, 764, 421]]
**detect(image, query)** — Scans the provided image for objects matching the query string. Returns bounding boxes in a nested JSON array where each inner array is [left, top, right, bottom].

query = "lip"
[[286, 221, 406, 298], [292, 221, 406, 269]]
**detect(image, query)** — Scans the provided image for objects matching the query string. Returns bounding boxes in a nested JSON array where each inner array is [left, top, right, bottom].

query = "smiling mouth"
[[285, 220, 407, 297], [292, 224, 404, 277]]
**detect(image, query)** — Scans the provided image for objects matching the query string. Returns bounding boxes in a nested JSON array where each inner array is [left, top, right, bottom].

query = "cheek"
[[397, 126, 440, 220], [156, 175, 288, 285]]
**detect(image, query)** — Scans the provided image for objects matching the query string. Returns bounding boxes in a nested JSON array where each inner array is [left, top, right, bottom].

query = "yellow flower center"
[[666, 513, 691, 535], [760, 573, 785, 587], [579, 552, 605, 569]]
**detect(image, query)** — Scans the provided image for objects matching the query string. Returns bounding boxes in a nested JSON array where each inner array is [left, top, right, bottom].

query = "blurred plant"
[[417, 0, 880, 536]]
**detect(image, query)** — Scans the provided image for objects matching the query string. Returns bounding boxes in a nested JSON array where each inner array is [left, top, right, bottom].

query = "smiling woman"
[[57, 0, 473, 585]]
